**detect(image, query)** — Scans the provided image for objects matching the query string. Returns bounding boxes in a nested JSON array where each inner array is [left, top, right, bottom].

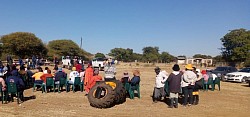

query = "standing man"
[[153, 67, 168, 103], [167, 64, 182, 108], [104, 60, 116, 81]]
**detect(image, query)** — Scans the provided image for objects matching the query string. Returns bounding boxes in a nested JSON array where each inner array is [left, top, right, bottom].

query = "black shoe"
[[168, 105, 173, 108], [174, 105, 178, 108]]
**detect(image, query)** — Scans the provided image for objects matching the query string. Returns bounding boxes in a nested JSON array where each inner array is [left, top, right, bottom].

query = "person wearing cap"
[[201, 70, 209, 84], [181, 64, 197, 107], [68, 67, 80, 85], [167, 64, 182, 108], [84, 62, 93, 95], [54, 68, 67, 85], [121, 72, 130, 84], [88, 69, 102, 89], [153, 67, 168, 103]]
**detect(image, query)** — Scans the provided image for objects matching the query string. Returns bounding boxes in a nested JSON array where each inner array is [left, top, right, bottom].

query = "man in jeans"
[[181, 64, 197, 107]]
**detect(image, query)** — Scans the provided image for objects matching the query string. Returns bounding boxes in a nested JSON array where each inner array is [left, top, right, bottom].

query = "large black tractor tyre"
[[111, 80, 126, 104], [88, 82, 116, 108]]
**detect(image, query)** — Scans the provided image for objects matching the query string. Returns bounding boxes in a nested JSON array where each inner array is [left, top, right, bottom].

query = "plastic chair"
[[6, 82, 20, 104], [42, 77, 55, 93], [55, 78, 67, 93], [67, 77, 82, 92], [204, 78, 214, 91], [164, 81, 169, 96], [213, 77, 221, 91], [125, 83, 140, 99]]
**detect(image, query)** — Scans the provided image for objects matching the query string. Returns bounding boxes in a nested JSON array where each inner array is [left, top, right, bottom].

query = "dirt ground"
[[0, 63, 249, 117]]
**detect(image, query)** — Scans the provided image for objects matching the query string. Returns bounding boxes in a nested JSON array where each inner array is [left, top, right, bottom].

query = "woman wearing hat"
[[167, 64, 182, 108], [181, 64, 197, 107], [130, 69, 140, 90], [121, 72, 130, 84]]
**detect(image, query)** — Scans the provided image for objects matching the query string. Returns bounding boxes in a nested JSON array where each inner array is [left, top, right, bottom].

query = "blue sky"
[[0, 0, 249, 57]]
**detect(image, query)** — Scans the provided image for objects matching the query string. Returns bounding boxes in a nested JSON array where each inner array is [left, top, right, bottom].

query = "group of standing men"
[[153, 64, 202, 108]]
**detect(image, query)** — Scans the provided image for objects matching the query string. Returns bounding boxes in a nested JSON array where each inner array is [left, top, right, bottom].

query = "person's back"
[[6, 70, 25, 91], [130, 70, 140, 87], [104, 64, 116, 81], [40, 70, 53, 83], [69, 67, 79, 84], [54, 68, 66, 82]]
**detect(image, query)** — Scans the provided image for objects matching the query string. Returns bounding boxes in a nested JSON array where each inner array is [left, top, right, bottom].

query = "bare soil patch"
[[1, 63, 249, 117]]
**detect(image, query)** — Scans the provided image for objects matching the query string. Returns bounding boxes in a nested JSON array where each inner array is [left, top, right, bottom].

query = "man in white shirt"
[[153, 67, 168, 103]]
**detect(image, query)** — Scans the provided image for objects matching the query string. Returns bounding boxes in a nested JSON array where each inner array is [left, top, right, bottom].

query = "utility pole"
[[80, 37, 82, 49]]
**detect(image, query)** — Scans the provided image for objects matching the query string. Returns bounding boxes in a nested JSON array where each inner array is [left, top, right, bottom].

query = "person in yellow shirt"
[[32, 67, 44, 84]]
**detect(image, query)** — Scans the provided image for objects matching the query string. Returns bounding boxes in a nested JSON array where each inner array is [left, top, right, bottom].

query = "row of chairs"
[[33, 77, 83, 93], [0, 83, 22, 104], [202, 77, 221, 91]]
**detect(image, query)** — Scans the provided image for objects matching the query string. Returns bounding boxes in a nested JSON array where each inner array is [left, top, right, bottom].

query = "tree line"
[[0, 28, 249, 67]]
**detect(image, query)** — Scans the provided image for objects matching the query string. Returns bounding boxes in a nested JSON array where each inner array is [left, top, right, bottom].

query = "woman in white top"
[[181, 64, 197, 106], [68, 67, 80, 84]]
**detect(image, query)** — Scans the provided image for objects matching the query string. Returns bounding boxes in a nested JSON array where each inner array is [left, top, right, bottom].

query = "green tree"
[[142, 46, 160, 63], [160, 51, 175, 63], [94, 52, 105, 58], [220, 29, 250, 65], [0, 32, 47, 58], [47, 39, 91, 60], [193, 54, 212, 59], [109, 48, 134, 62]]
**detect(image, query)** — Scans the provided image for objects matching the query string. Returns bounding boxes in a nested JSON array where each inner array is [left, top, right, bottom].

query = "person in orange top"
[[40, 69, 53, 83], [84, 62, 93, 95], [89, 69, 102, 89]]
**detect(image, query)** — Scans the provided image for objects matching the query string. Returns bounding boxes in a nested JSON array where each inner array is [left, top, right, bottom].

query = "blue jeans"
[[34, 80, 43, 84]]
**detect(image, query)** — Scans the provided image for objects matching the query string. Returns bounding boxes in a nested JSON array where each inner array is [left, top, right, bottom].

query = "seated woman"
[[6, 70, 25, 102], [32, 67, 44, 84], [121, 72, 130, 84], [68, 67, 79, 84], [40, 69, 53, 84], [88, 69, 102, 89], [130, 69, 140, 90], [201, 70, 209, 84]]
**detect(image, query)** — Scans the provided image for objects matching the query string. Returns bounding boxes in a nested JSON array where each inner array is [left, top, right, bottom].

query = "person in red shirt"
[[84, 62, 93, 95], [89, 69, 102, 89], [75, 61, 82, 73], [40, 69, 53, 83]]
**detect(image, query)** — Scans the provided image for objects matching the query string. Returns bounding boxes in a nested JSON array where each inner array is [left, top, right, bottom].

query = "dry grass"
[[0, 63, 249, 117]]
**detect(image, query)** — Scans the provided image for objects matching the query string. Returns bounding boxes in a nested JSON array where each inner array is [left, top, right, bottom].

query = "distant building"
[[177, 56, 213, 67], [177, 56, 186, 64]]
